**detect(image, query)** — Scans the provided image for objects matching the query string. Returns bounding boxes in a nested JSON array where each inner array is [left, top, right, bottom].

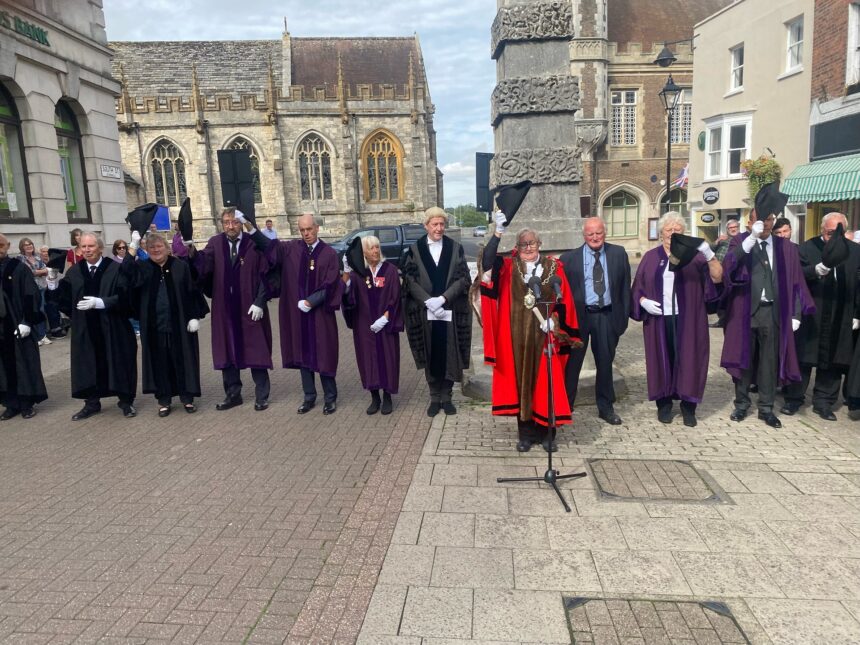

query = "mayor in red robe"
[[480, 223, 580, 453]]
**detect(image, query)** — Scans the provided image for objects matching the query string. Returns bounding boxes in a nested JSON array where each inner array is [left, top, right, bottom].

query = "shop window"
[[0, 86, 31, 220], [55, 101, 90, 222]]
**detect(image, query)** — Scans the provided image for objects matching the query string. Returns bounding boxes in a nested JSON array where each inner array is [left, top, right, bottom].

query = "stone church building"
[[111, 27, 442, 239]]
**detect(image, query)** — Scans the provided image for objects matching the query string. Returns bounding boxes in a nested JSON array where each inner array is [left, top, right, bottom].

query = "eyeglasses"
[[517, 241, 539, 249], [116, 246, 127, 250]]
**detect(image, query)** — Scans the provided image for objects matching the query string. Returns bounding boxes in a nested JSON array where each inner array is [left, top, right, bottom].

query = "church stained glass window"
[[297, 135, 333, 201], [228, 137, 262, 203], [363, 132, 402, 202], [149, 139, 186, 207]]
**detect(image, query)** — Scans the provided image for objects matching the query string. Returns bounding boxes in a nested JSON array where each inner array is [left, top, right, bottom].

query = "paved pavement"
[[3, 313, 860, 644]]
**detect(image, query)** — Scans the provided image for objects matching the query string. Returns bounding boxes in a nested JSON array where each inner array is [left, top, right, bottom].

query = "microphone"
[[527, 275, 542, 302], [548, 275, 563, 301]]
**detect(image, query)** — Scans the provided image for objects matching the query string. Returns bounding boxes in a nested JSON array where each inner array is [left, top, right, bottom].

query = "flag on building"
[[670, 163, 689, 190]]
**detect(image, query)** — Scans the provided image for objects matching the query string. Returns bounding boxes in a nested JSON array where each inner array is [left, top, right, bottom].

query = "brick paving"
[[0, 312, 431, 644], [589, 459, 723, 502]]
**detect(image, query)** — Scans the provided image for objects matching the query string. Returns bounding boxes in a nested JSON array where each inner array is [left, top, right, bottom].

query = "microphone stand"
[[497, 297, 587, 512]]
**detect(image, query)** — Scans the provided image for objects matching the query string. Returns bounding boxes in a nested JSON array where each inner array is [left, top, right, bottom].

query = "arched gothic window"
[[55, 101, 90, 222], [362, 131, 402, 202], [228, 137, 262, 203], [0, 85, 31, 220], [149, 139, 186, 207], [602, 190, 640, 238], [297, 135, 333, 201]]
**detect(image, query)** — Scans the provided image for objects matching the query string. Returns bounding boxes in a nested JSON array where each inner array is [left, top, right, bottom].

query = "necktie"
[[230, 239, 238, 264], [89, 265, 97, 278], [759, 241, 775, 302], [593, 250, 605, 307], [308, 244, 313, 253]]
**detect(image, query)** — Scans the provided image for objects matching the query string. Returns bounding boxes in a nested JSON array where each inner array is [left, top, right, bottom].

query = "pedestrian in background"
[[710, 218, 740, 262], [772, 217, 793, 240], [17, 237, 50, 346]]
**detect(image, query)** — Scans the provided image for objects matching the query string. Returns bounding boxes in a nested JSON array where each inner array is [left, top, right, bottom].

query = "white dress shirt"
[[427, 236, 443, 264]]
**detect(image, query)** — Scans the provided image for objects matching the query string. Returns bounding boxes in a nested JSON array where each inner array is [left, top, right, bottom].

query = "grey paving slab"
[[545, 516, 628, 551], [513, 550, 602, 592], [570, 490, 649, 517], [474, 514, 549, 549], [779, 473, 860, 496], [507, 488, 576, 516], [731, 470, 800, 494], [417, 512, 475, 547], [745, 598, 860, 645], [617, 518, 710, 552], [360, 585, 407, 636], [442, 487, 508, 515], [402, 485, 445, 513], [773, 494, 860, 521], [715, 494, 795, 521], [377, 545, 435, 587], [755, 554, 860, 600], [473, 589, 569, 642], [767, 520, 860, 557], [591, 551, 692, 595], [431, 464, 478, 487], [674, 552, 784, 598], [691, 519, 789, 554], [477, 464, 541, 489], [430, 547, 513, 589], [399, 586, 472, 640], [391, 512, 424, 545]]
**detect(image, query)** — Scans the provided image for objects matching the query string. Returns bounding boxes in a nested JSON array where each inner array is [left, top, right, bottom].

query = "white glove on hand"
[[815, 262, 831, 277], [183, 239, 194, 247], [129, 230, 141, 253], [248, 304, 264, 321], [234, 210, 247, 224], [791, 318, 801, 332], [540, 318, 555, 333], [297, 300, 312, 313], [46, 279, 58, 291], [342, 254, 352, 273], [697, 241, 715, 262], [854, 231, 860, 243], [16, 324, 30, 338], [853, 318, 860, 331], [424, 296, 445, 312], [370, 315, 389, 333], [751, 220, 764, 237], [494, 211, 507, 233], [76, 296, 104, 311], [186, 319, 200, 333], [640, 298, 663, 316]]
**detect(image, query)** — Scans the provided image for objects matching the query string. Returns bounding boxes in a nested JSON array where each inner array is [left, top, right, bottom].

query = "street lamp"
[[658, 73, 683, 212]]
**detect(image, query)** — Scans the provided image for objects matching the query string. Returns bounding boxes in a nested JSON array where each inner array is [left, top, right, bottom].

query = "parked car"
[[473, 226, 487, 237], [329, 223, 426, 269]]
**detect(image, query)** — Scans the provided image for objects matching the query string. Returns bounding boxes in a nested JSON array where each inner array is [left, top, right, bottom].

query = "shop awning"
[[782, 153, 860, 204]]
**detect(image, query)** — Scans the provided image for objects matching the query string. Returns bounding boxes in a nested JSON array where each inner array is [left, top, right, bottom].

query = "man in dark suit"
[[560, 216, 631, 424]]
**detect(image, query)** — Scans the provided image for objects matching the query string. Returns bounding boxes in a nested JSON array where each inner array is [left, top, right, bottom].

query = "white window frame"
[[786, 16, 804, 72], [704, 114, 752, 181], [670, 88, 693, 144], [730, 44, 744, 91], [848, 3, 860, 87], [609, 89, 637, 147]]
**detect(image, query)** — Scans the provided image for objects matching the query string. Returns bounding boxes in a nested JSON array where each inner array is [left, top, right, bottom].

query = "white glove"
[[297, 300, 312, 313], [853, 318, 859, 331], [186, 319, 200, 333], [248, 304, 264, 321], [540, 318, 555, 333], [494, 211, 507, 233], [424, 296, 445, 312], [183, 239, 194, 247], [46, 279, 58, 291], [791, 318, 801, 332], [76, 296, 104, 310], [640, 298, 663, 316], [854, 231, 860, 243], [234, 210, 247, 224], [815, 262, 831, 277], [751, 220, 764, 237], [697, 241, 715, 262], [370, 315, 389, 333], [342, 254, 352, 273], [16, 324, 30, 338], [742, 234, 757, 253]]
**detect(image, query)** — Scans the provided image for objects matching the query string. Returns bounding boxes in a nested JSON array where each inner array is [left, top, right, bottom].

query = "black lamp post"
[[658, 73, 682, 212]]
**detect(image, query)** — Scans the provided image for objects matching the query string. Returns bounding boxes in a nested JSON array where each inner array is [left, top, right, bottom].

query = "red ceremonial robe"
[[481, 255, 580, 427]]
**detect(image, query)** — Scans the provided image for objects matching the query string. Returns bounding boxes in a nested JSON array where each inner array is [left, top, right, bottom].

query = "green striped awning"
[[782, 153, 860, 204]]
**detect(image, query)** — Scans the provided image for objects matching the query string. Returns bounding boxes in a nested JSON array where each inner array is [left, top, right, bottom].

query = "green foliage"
[[741, 156, 783, 201], [444, 204, 488, 227]]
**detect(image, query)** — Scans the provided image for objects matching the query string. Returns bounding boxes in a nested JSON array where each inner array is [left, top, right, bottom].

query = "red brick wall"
[[812, 0, 851, 102]]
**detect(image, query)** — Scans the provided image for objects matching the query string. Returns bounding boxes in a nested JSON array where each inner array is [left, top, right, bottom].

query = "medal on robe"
[[310, 259, 315, 271], [524, 291, 536, 309], [365, 276, 372, 289]]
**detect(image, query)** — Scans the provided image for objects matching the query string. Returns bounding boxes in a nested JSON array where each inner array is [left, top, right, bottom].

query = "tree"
[[445, 204, 487, 227]]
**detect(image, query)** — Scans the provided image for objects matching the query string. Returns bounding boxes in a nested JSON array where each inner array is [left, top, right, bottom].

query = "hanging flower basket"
[[740, 156, 783, 200]]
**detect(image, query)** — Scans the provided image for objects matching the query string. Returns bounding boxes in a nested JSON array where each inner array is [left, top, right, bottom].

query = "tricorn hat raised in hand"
[[45, 248, 67, 272], [125, 203, 159, 237], [753, 181, 789, 219], [177, 197, 194, 241], [822, 221, 850, 268], [345, 236, 369, 279], [492, 180, 532, 226], [236, 187, 257, 227], [668, 232, 705, 273]]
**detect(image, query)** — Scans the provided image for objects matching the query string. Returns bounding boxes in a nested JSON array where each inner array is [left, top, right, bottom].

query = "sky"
[[102, 0, 497, 207]]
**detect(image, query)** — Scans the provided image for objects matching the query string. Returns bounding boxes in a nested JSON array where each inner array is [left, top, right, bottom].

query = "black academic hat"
[[753, 181, 789, 219], [345, 236, 369, 279], [177, 197, 193, 241], [822, 221, 850, 268], [125, 203, 159, 237], [492, 180, 532, 226], [236, 187, 257, 227], [668, 232, 705, 272], [45, 248, 67, 272]]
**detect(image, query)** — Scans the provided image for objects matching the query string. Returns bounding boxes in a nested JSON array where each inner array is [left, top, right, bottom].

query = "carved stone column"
[[491, 0, 583, 251]]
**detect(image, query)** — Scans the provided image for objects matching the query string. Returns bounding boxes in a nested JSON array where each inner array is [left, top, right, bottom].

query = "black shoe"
[[297, 401, 315, 414], [216, 396, 243, 411], [682, 411, 697, 427], [120, 404, 137, 418], [516, 439, 533, 452], [780, 403, 800, 416], [254, 400, 269, 411], [749, 384, 758, 393], [427, 402, 441, 417], [657, 406, 673, 424], [542, 438, 558, 453], [758, 411, 782, 428], [72, 406, 100, 421], [21, 408, 36, 419], [849, 409, 860, 421], [323, 401, 336, 415], [366, 394, 381, 415], [184, 403, 196, 414], [730, 408, 747, 422], [442, 402, 457, 415], [813, 407, 837, 421], [49, 329, 66, 339], [0, 408, 19, 421], [599, 410, 622, 425], [158, 405, 171, 417], [380, 394, 393, 415]]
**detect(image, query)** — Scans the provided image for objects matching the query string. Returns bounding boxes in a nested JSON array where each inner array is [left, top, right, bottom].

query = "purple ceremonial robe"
[[631, 247, 718, 403], [172, 232, 189, 258], [193, 234, 273, 370], [266, 239, 342, 375], [342, 261, 403, 393], [720, 233, 815, 384]]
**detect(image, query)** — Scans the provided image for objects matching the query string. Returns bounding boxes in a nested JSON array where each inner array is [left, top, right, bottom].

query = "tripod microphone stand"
[[497, 297, 587, 512]]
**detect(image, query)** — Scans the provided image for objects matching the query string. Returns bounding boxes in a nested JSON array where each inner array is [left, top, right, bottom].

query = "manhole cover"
[[587, 459, 728, 503], [564, 598, 751, 643]]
